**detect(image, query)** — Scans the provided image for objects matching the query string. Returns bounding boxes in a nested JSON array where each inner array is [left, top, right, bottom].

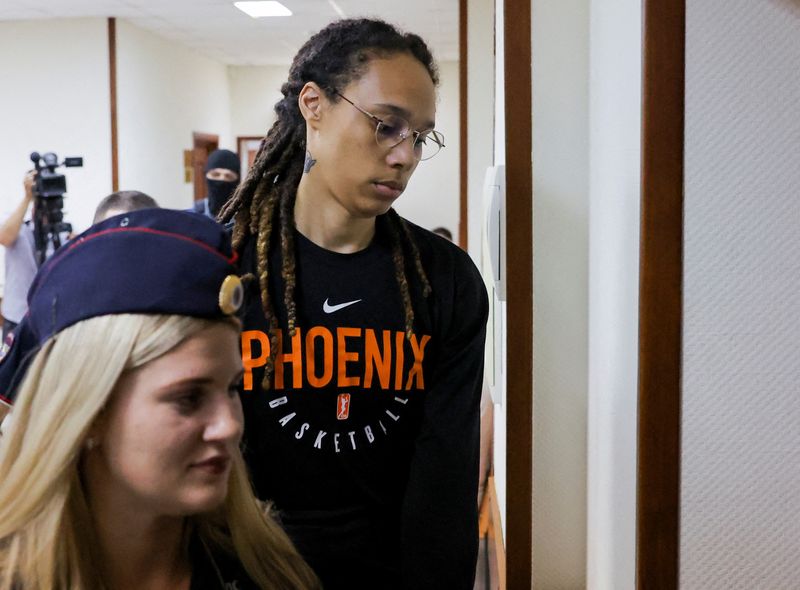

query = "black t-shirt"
[[238, 214, 488, 590]]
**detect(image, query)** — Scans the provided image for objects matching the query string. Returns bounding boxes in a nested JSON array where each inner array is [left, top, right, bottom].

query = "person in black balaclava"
[[193, 149, 241, 219]]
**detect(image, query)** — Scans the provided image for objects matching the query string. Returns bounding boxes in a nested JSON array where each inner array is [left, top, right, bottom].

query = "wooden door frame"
[[237, 135, 264, 180], [503, 0, 534, 587], [108, 17, 119, 192], [236, 135, 263, 160], [636, 0, 685, 587], [192, 132, 220, 202]]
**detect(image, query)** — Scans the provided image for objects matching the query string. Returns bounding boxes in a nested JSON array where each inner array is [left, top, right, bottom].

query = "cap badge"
[[219, 275, 244, 315]]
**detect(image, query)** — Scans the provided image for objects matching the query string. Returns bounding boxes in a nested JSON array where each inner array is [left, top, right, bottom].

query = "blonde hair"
[[0, 314, 319, 590]]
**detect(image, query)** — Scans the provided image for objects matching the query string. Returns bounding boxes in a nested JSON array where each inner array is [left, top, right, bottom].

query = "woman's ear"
[[298, 82, 325, 130]]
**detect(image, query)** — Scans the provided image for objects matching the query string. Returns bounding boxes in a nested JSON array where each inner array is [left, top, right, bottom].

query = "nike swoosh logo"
[[323, 298, 362, 314]]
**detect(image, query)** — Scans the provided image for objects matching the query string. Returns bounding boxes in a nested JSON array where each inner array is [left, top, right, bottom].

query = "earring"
[[85, 437, 98, 451]]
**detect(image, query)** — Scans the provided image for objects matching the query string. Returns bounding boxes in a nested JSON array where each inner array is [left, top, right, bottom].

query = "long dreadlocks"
[[219, 19, 437, 387]]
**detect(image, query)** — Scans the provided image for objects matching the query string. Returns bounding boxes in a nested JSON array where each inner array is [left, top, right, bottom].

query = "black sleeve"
[[400, 252, 489, 590]]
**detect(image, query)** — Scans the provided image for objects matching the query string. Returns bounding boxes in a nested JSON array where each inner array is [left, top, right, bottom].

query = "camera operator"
[[0, 171, 38, 339], [1, 152, 83, 339]]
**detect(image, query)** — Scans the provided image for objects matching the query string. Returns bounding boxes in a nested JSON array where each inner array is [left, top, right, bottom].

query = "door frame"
[[192, 132, 220, 202], [636, 0, 685, 587], [237, 135, 264, 180], [108, 17, 119, 192], [503, 0, 534, 587]]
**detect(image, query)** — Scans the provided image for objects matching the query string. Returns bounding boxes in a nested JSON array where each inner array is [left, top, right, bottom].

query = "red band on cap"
[[35, 226, 238, 294], [66, 226, 237, 263]]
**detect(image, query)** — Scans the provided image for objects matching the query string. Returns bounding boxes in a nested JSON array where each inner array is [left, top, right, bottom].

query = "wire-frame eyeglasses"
[[335, 92, 445, 161]]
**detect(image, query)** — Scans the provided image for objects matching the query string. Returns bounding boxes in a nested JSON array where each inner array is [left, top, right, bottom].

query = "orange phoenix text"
[[241, 327, 430, 392]]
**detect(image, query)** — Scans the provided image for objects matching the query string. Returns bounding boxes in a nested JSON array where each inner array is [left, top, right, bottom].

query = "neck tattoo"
[[304, 150, 317, 174]]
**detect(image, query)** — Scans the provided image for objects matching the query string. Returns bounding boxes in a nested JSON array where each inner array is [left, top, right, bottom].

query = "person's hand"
[[23, 170, 36, 201]]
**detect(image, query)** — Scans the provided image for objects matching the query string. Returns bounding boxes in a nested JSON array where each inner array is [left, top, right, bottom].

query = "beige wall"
[[229, 64, 288, 140], [586, 0, 641, 588], [0, 17, 112, 294], [0, 17, 235, 223], [0, 18, 112, 234], [116, 20, 232, 210], [530, 0, 590, 585]]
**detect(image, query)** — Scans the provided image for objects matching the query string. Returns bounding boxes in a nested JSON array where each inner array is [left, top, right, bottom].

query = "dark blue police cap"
[[0, 208, 244, 406]]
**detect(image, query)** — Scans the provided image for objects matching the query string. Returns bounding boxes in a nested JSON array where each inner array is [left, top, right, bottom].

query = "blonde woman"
[[0, 209, 319, 590]]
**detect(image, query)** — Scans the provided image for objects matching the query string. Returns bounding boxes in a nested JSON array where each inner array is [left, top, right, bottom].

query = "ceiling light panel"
[[234, 1, 292, 18]]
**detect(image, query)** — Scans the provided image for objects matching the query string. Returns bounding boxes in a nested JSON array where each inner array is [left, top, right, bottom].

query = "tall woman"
[[0, 209, 319, 590], [221, 19, 489, 589]]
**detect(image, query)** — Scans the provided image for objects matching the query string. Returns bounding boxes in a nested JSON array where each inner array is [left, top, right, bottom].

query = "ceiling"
[[0, 0, 459, 65]]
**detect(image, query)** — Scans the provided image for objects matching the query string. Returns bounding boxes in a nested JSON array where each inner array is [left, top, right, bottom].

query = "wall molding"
[[636, 0, 685, 586], [504, 0, 533, 586], [108, 17, 119, 192]]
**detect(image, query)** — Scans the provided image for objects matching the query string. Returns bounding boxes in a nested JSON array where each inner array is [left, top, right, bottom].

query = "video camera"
[[29, 151, 83, 265]]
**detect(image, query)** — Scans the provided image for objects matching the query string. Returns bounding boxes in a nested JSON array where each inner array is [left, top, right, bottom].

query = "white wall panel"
[[229, 64, 287, 140], [681, 1, 800, 587], [531, 0, 590, 585], [116, 19, 232, 210], [0, 18, 112, 234], [586, 0, 641, 588]]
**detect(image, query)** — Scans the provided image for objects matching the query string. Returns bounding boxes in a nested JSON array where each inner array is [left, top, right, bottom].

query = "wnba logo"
[[337, 394, 351, 420]]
